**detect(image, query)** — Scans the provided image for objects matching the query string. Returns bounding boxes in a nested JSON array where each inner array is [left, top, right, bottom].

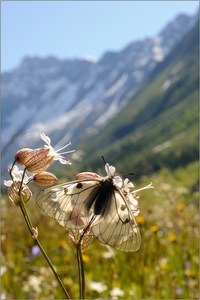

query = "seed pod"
[[33, 171, 58, 186], [15, 148, 34, 165], [7, 182, 32, 206], [23, 148, 54, 173]]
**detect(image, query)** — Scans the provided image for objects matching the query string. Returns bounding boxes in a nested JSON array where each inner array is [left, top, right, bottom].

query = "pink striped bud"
[[15, 148, 34, 165], [22, 148, 54, 173], [33, 171, 58, 186]]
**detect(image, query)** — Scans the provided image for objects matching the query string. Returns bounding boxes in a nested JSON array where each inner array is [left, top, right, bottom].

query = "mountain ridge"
[[2, 12, 197, 175], [79, 20, 198, 176]]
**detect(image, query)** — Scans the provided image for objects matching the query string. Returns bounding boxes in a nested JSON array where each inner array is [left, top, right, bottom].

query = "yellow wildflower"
[[136, 215, 145, 225], [184, 269, 196, 277], [168, 234, 177, 243], [82, 254, 90, 263], [176, 203, 186, 212], [159, 258, 168, 270], [150, 225, 159, 233], [59, 240, 67, 249]]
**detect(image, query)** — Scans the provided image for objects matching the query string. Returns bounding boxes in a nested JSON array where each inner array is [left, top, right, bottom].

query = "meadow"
[[1, 161, 199, 299]]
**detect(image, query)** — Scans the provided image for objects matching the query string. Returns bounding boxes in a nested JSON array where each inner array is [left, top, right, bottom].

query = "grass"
[[1, 161, 199, 299]]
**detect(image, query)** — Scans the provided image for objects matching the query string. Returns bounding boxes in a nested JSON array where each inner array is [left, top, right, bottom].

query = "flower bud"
[[67, 229, 94, 249], [7, 182, 32, 206], [23, 148, 54, 173], [33, 171, 58, 186], [67, 233, 77, 249], [81, 232, 94, 249], [15, 148, 34, 165], [32, 227, 38, 239]]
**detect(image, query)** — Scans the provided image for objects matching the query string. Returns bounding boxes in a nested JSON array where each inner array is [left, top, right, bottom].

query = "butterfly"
[[35, 163, 141, 252]]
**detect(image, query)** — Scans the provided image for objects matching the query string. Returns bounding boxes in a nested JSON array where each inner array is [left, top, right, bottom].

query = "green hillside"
[[2, 22, 199, 300], [78, 22, 198, 177]]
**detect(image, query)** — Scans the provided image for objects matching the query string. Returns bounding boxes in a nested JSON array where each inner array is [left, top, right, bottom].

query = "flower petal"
[[40, 132, 51, 146], [4, 180, 12, 187], [113, 176, 123, 188], [58, 157, 71, 164], [105, 163, 115, 176]]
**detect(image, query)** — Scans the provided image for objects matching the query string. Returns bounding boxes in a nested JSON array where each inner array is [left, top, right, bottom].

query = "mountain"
[[79, 20, 199, 177], [2, 13, 197, 175]]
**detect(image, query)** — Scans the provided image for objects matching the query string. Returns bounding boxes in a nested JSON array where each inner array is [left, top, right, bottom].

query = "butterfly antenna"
[[101, 156, 107, 165], [101, 156, 114, 177], [121, 172, 134, 177]]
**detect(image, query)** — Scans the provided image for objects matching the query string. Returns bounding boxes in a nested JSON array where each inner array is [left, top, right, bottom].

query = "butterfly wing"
[[36, 178, 141, 252], [92, 188, 141, 252], [35, 179, 101, 229]]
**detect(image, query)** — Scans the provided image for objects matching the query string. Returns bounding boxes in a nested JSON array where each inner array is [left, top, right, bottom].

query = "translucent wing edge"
[[92, 188, 141, 252]]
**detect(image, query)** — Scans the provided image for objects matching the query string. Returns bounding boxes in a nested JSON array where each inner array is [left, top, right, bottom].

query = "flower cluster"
[[63, 163, 153, 250], [4, 131, 155, 299], [4, 132, 153, 248], [105, 163, 153, 218], [15, 132, 73, 173], [67, 228, 94, 250], [4, 132, 73, 205]]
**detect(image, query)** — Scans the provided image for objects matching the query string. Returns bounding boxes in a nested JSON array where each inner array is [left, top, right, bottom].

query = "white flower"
[[105, 163, 123, 188], [0, 292, 6, 300], [127, 193, 138, 207], [123, 179, 154, 216], [4, 165, 32, 187], [124, 178, 154, 194], [123, 178, 134, 192], [40, 132, 74, 164], [110, 287, 124, 298], [24, 275, 43, 293], [126, 193, 140, 216], [102, 246, 116, 259], [122, 178, 139, 216], [1, 266, 7, 276], [88, 281, 107, 293], [133, 182, 154, 194], [105, 163, 116, 176]]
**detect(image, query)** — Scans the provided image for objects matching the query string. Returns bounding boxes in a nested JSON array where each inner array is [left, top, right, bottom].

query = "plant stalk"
[[19, 200, 71, 299], [76, 243, 85, 299], [9, 165, 71, 299]]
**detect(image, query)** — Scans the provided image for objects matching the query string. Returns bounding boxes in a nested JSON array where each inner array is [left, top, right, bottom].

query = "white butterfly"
[[36, 163, 141, 252]]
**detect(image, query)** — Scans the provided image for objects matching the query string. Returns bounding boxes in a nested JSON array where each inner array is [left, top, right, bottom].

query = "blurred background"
[[1, 1, 199, 299]]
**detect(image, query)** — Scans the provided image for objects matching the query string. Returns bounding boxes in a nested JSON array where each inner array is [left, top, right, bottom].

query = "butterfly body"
[[36, 167, 141, 252], [85, 177, 115, 216]]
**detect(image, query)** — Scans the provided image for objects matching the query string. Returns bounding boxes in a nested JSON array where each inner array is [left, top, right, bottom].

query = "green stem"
[[76, 243, 85, 299], [9, 160, 16, 181], [75, 216, 96, 299], [19, 199, 71, 299], [76, 244, 82, 298], [9, 165, 71, 299], [19, 167, 27, 193]]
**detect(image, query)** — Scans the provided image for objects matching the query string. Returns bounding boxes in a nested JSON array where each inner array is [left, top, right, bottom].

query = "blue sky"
[[1, 1, 198, 72]]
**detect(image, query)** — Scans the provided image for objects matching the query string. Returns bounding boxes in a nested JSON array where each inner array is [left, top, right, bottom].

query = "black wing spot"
[[123, 218, 130, 224], [64, 188, 68, 194], [76, 183, 83, 189], [120, 204, 126, 211]]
